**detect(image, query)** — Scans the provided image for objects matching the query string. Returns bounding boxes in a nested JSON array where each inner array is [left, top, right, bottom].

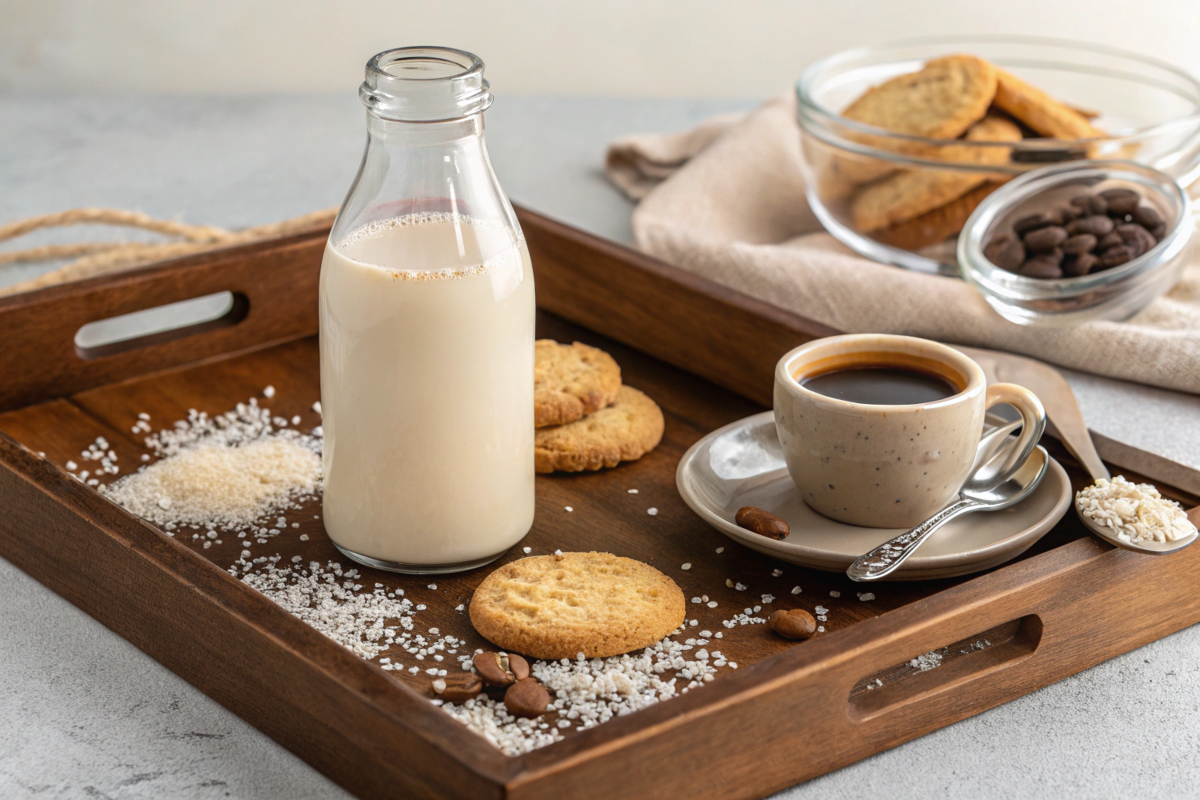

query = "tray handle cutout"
[[74, 291, 249, 361], [847, 614, 1042, 722]]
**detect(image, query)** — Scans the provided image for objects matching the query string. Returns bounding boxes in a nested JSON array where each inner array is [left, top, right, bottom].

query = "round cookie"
[[535, 340, 622, 428], [534, 385, 664, 473], [992, 68, 1101, 141], [469, 552, 686, 659], [842, 54, 998, 139], [851, 114, 1021, 232], [873, 181, 1003, 250]]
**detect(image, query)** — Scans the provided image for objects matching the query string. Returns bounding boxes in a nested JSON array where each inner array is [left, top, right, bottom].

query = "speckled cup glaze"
[[774, 334, 1043, 528]]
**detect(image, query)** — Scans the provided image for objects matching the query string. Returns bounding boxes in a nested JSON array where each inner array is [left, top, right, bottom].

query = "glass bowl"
[[958, 161, 1192, 326], [795, 35, 1200, 275]]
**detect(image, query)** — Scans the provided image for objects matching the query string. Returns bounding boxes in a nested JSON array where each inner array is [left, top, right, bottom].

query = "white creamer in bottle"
[[319, 48, 534, 573]]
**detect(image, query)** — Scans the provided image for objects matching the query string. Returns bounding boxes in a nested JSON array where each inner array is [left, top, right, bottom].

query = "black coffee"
[[800, 365, 957, 405]]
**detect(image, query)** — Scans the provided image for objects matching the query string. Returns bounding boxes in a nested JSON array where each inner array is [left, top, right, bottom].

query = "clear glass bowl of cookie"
[[795, 36, 1200, 275]]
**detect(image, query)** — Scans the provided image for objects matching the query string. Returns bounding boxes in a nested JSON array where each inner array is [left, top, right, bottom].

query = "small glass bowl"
[[958, 161, 1192, 326], [795, 36, 1200, 275]]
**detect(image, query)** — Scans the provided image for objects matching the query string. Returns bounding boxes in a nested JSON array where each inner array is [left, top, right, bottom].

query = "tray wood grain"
[[1, 207, 1197, 799]]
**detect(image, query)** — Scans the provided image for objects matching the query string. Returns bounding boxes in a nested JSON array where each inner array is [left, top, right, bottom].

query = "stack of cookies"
[[533, 340, 664, 473], [827, 54, 1109, 250]]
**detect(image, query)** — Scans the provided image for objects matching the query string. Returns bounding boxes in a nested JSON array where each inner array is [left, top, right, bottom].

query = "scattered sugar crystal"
[[734, 583, 746, 591], [908, 652, 943, 672], [564, 506, 573, 512], [706, 601, 718, 608], [815, 605, 828, 615], [691, 597, 701, 604], [858, 592, 875, 601], [761, 594, 774, 604], [628, 489, 638, 494], [716, 547, 724, 554], [65, 460, 77, 471], [830, 590, 841, 598], [262, 385, 275, 398], [647, 508, 658, 516], [428, 584, 437, 590], [312, 401, 322, 414], [771, 568, 782, 577], [681, 563, 692, 571], [523, 547, 532, 554]]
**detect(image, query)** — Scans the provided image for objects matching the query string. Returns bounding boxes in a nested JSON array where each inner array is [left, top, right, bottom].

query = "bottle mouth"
[[360, 47, 493, 122]]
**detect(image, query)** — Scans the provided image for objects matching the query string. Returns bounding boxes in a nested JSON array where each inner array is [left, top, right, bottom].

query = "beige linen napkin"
[[609, 94, 1200, 395]]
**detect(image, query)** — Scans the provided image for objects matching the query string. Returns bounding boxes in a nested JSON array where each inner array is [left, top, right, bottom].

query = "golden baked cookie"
[[534, 385, 664, 473], [992, 69, 1101, 141], [534, 340, 622, 428], [873, 181, 1003, 250], [850, 114, 1021, 232], [842, 54, 998, 139], [469, 552, 686, 659], [833, 54, 998, 185]]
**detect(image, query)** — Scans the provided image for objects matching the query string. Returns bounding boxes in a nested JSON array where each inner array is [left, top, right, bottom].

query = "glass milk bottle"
[[320, 47, 534, 573]]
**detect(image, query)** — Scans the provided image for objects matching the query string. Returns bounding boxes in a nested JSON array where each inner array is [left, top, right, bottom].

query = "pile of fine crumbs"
[[99, 397, 322, 534]]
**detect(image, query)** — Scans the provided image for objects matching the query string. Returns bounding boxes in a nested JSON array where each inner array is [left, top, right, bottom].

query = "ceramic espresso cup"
[[773, 334, 1045, 528]]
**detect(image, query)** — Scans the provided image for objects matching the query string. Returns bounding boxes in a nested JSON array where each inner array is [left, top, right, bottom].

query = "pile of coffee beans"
[[984, 187, 1167, 279]]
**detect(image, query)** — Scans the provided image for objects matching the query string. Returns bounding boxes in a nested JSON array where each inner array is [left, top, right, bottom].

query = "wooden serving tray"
[[2, 207, 1198, 799]]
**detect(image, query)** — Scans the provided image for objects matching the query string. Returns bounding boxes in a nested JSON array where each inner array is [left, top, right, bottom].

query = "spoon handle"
[[847, 498, 982, 582]]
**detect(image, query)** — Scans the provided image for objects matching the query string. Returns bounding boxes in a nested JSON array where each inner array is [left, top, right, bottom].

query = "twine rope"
[[0, 207, 338, 297]]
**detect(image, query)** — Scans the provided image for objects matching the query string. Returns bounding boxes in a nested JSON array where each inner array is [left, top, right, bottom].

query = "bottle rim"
[[360, 46, 493, 123]]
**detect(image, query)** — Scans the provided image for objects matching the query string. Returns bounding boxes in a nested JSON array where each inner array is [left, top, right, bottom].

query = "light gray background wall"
[[3, 0, 1200, 97]]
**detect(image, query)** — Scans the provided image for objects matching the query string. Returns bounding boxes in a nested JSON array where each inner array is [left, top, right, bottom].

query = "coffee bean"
[[504, 678, 550, 718], [1133, 205, 1162, 228], [432, 674, 483, 703], [1058, 204, 1082, 223], [1099, 245, 1135, 268], [1020, 255, 1064, 279], [1069, 194, 1092, 210], [1099, 188, 1140, 215], [1150, 222, 1167, 241], [768, 608, 817, 640], [1098, 231, 1123, 249], [1061, 233, 1097, 255], [1013, 212, 1057, 234], [1064, 252, 1099, 276], [508, 653, 531, 681], [1086, 195, 1109, 216], [735, 506, 790, 541], [1117, 223, 1157, 257], [1023, 225, 1068, 252], [984, 234, 1026, 271], [1068, 215, 1115, 236], [474, 651, 516, 687]]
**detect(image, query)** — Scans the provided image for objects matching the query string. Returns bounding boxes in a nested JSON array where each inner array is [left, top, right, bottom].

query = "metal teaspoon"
[[847, 438, 1049, 582]]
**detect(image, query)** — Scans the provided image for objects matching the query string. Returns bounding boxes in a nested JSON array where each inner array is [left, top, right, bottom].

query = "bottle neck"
[[365, 112, 484, 146]]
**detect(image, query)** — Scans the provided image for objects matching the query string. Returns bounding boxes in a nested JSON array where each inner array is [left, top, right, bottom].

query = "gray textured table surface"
[[1, 93, 1198, 799]]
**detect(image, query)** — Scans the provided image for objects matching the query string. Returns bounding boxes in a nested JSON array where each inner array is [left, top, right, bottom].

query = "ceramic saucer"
[[676, 411, 1072, 580]]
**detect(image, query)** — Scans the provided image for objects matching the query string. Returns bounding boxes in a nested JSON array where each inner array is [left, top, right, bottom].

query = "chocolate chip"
[[1086, 195, 1109, 216], [1099, 188, 1140, 215], [504, 678, 550, 718], [1099, 244, 1135, 268], [984, 234, 1026, 271], [735, 506, 790, 540], [1068, 215, 1115, 237], [1023, 225, 1068, 252], [432, 675, 483, 703], [1061, 233, 1097, 255], [1069, 194, 1092, 210], [473, 651, 516, 687], [769, 608, 817, 640], [508, 653, 531, 681], [1064, 252, 1099, 276], [1020, 256, 1064, 279], [1117, 223, 1157, 257], [1013, 212, 1057, 234], [1133, 205, 1163, 229]]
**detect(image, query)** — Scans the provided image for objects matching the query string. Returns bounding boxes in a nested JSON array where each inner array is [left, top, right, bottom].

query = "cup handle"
[[982, 383, 1047, 485]]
